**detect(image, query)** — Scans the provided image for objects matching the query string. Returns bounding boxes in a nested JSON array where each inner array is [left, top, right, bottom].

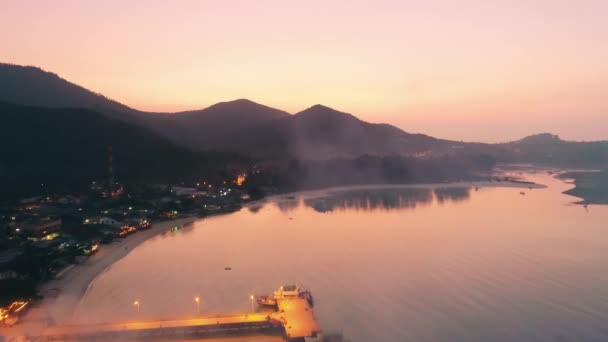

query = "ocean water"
[[74, 173, 608, 341]]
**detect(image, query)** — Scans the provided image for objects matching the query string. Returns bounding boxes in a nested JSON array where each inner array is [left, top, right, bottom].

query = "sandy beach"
[[1, 217, 196, 338]]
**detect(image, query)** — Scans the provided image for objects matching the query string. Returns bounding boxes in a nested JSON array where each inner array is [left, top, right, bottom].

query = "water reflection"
[[434, 187, 471, 204], [247, 203, 265, 213], [285, 187, 472, 213], [275, 199, 300, 213], [74, 175, 608, 342]]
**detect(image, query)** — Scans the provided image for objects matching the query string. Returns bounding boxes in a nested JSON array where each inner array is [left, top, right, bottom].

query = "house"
[[99, 217, 123, 227], [19, 217, 62, 239], [17, 196, 42, 211]]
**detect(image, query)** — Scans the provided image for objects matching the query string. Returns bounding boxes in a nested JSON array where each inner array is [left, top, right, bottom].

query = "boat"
[[255, 285, 316, 311], [224, 267, 232, 270], [255, 295, 277, 307], [273, 285, 315, 307]]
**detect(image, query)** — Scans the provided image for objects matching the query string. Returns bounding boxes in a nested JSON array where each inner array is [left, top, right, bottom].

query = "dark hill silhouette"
[[218, 104, 451, 159], [0, 64, 288, 149], [512, 133, 562, 145], [0, 63, 139, 118], [498, 134, 608, 167], [0, 101, 240, 199], [1, 62, 606, 167], [168, 99, 290, 149]]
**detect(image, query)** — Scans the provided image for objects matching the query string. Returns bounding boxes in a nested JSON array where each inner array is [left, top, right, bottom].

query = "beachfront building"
[[18, 217, 62, 240]]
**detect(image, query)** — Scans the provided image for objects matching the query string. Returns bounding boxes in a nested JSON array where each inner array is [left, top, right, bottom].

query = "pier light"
[[250, 295, 255, 313], [194, 296, 201, 315], [133, 300, 140, 312]]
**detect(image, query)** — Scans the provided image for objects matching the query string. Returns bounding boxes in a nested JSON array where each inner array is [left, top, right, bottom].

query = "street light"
[[133, 300, 140, 313], [250, 295, 255, 313], [194, 296, 200, 315]]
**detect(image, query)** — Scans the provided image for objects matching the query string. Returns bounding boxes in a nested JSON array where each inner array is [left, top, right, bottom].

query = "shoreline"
[[2, 217, 196, 337], [261, 180, 547, 204], [556, 170, 608, 205], [2, 179, 548, 337]]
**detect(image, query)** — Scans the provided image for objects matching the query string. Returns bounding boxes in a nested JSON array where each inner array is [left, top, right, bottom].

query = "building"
[[99, 217, 123, 227], [18, 217, 62, 239]]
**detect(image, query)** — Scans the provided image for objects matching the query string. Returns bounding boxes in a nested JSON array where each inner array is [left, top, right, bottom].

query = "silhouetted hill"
[[512, 133, 561, 145], [0, 63, 139, 118], [218, 104, 450, 159], [0, 64, 288, 149], [1, 63, 606, 167], [497, 134, 608, 167], [0, 102, 240, 200], [167, 99, 290, 149]]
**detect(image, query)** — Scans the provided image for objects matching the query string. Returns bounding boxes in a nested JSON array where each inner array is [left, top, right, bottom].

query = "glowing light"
[[236, 174, 247, 186]]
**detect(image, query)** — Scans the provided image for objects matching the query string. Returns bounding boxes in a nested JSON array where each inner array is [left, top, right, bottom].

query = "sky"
[[1, 0, 607, 142]]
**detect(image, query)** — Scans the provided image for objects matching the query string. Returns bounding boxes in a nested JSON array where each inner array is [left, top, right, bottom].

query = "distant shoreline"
[[556, 170, 608, 204], [262, 180, 546, 203]]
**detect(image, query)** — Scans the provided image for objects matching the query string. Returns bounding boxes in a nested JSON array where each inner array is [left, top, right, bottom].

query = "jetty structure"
[[36, 285, 321, 341]]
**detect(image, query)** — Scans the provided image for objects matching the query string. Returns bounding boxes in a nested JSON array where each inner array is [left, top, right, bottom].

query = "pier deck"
[[275, 296, 320, 339], [38, 294, 320, 341]]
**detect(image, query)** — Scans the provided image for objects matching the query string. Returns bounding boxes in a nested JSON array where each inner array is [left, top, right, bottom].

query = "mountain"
[[1, 63, 606, 166], [166, 99, 290, 149], [498, 134, 608, 167], [0, 63, 140, 119], [0, 101, 240, 200], [0, 63, 289, 149], [216, 104, 451, 159], [511, 133, 561, 145]]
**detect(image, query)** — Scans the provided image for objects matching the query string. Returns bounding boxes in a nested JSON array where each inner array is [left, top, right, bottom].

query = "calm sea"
[[74, 172, 608, 341]]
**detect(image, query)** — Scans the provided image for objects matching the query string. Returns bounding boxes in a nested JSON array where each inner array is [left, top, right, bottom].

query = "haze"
[[2, 0, 607, 142]]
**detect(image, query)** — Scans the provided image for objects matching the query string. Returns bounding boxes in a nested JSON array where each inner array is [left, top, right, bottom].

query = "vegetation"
[[559, 171, 608, 204], [0, 102, 244, 202], [244, 153, 496, 194]]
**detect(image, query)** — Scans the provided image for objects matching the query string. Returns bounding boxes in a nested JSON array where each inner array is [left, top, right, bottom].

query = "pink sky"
[[2, 0, 607, 142]]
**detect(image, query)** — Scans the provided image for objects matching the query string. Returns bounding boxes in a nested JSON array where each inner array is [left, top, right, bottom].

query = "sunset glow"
[[2, 0, 607, 141]]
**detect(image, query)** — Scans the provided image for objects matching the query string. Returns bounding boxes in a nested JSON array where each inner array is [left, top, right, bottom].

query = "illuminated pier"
[[37, 288, 321, 341]]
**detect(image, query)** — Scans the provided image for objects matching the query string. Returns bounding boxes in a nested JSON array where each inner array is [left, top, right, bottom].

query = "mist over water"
[[74, 173, 608, 341]]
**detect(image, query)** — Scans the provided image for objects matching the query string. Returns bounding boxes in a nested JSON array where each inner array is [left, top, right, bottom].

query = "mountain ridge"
[[1, 62, 607, 166]]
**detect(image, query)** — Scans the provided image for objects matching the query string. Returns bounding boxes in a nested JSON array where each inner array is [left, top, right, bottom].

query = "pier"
[[35, 288, 321, 341]]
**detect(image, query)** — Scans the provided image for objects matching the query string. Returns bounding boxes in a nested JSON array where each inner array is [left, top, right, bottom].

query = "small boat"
[[520, 191, 526, 195], [256, 295, 277, 307], [224, 267, 232, 271]]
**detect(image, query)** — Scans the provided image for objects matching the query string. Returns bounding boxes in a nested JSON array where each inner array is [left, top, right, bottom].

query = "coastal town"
[[0, 174, 252, 327]]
